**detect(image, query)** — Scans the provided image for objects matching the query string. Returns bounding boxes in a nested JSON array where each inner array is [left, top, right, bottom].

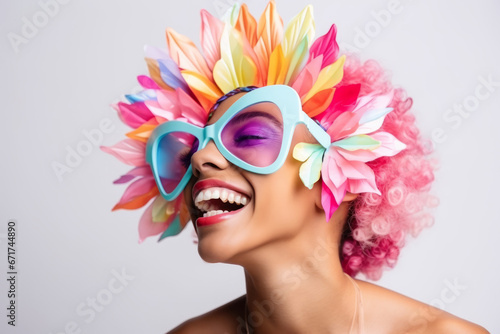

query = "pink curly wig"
[[338, 57, 438, 280]]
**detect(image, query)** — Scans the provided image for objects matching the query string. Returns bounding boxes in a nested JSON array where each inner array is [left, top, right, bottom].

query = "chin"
[[197, 236, 236, 263], [196, 227, 250, 264]]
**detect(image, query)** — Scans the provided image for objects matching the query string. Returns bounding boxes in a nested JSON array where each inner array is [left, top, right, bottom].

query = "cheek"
[[253, 129, 320, 233], [251, 160, 314, 234]]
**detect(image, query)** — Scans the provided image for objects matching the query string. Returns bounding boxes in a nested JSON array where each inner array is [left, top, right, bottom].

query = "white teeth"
[[202, 210, 229, 217], [203, 190, 212, 201], [220, 190, 228, 202], [211, 189, 220, 199], [194, 187, 250, 212], [195, 192, 204, 204]]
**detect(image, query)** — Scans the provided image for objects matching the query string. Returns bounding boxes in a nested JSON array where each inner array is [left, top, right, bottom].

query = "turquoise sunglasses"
[[146, 85, 331, 201]]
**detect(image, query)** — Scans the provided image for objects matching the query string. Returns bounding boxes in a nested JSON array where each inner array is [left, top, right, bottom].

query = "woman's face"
[[183, 93, 335, 264]]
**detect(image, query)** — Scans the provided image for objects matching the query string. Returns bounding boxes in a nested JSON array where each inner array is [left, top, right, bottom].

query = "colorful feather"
[[303, 55, 345, 102], [308, 24, 339, 69], [182, 70, 223, 112], [291, 55, 322, 98], [101, 139, 146, 166], [254, 0, 283, 83], [166, 28, 213, 81], [213, 26, 259, 93], [113, 166, 152, 184], [104, 1, 408, 242], [235, 4, 258, 46], [126, 119, 159, 143], [200, 9, 225, 70], [138, 196, 178, 243], [113, 101, 154, 129]]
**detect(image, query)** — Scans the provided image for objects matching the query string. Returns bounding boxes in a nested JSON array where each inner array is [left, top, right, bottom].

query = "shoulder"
[[166, 295, 246, 334], [354, 279, 489, 334], [417, 314, 490, 334]]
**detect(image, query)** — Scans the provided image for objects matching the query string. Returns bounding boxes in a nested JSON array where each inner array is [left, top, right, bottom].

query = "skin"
[[168, 93, 489, 334]]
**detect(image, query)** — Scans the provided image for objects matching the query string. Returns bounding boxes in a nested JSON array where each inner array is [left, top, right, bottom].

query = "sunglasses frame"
[[146, 85, 331, 201]]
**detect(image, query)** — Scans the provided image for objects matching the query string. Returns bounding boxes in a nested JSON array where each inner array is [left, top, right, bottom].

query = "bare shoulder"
[[166, 295, 246, 334], [421, 314, 490, 334], [354, 279, 489, 334]]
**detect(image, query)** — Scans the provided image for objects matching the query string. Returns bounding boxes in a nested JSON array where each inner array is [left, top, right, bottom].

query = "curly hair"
[[335, 56, 438, 280]]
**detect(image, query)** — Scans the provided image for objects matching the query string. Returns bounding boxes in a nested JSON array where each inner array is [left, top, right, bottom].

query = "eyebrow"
[[228, 110, 283, 129]]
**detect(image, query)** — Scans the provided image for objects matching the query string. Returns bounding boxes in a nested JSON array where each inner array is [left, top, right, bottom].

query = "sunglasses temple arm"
[[299, 113, 331, 148]]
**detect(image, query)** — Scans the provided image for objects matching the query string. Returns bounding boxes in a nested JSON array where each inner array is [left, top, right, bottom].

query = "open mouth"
[[194, 187, 250, 218]]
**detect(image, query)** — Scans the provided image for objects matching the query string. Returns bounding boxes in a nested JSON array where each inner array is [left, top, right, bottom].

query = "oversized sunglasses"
[[146, 85, 331, 201]]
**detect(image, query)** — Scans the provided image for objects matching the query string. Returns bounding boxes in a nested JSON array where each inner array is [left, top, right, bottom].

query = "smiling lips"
[[194, 187, 250, 217]]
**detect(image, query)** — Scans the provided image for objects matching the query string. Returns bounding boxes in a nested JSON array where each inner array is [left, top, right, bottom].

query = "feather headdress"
[[102, 1, 405, 243]]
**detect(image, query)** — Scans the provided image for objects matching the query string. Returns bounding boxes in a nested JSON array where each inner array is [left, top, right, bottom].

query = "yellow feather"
[[282, 5, 315, 57], [213, 26, 258, 93], [303, 55, 345, 102], [284, 37, 308, 85], [254, 1, 283, 84], [267, 44, 286, 85], [239, 55, 258, 87], [182, 70, 222, 111]]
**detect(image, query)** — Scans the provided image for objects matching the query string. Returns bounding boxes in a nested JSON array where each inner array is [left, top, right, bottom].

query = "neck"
[[240, 207, 358, 333]]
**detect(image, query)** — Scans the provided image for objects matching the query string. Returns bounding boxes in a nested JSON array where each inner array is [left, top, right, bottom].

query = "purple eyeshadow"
[[233, 120, 281, 146], [221, 109, 284, 167]]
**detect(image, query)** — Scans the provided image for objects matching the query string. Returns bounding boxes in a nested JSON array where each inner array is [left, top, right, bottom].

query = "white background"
[[1, 0, 499, 333]]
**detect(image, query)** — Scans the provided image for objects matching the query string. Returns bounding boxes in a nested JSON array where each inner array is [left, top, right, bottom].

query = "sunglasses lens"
[[156, 132, 199, 194], [221, 102, 284, 168]]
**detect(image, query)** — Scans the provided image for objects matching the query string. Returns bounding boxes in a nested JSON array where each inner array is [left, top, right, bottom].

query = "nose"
[[191, 140, 231, 178]]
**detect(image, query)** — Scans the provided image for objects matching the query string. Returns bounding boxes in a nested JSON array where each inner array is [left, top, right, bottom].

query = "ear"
[[313, 181, 324, 211], [342, 192, 358, 202], [314, 187, 358, 211]]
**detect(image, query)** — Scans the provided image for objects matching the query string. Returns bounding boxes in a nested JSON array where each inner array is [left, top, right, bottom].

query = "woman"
[[102, 2, 489, 333]]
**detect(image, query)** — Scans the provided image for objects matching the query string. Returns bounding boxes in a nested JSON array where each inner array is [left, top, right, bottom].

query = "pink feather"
[[290, 55, 322, 98], [101, 139, 146, 166], [335, 154, 378, 182], [353, 90, 394, 116], [117, 176, 156, 206], [336, 132, 406, 162], [147, 88, 207, 126], [137, 75, 159, 89], [326, 112, 362, 141], [113, 166, 152, 184], [200, 9, 225, 70], [315, 84, 360, 128], [322, 148, 347, 188], [348, 179, 381, 195], [113, 102, 154, 129], [321, 180, 344, 222], [308, 24, 339, 69]]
